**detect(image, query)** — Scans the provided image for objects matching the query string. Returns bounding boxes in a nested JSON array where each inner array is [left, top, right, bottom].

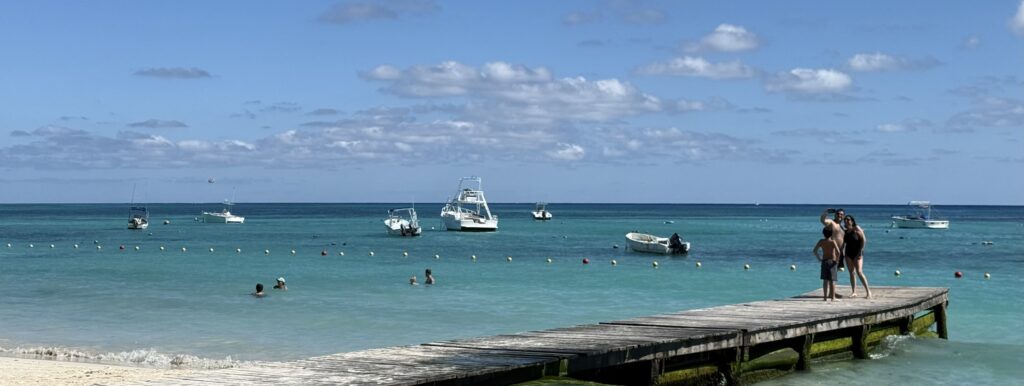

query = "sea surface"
[[0, 204, 1022, 383]]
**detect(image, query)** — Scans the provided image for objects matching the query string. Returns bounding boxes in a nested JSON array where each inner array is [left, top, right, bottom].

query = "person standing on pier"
[[813, 226, 841, 301], [842, 215, 871, 298]]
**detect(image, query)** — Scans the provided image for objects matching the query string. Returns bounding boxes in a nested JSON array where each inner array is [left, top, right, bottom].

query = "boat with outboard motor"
[[441, 177, 498, 231]]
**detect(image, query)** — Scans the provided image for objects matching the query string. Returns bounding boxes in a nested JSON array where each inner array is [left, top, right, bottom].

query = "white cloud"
[[672, 97, 735, 113], [363, 61, 660, 123], [686, 24, 760, 52], [875, 119, 931, 133], [766, 68, 853, 94], [636, 56, 754, 79], [1012, 0, 1024, 35], [318, 0, 438, 25], [960, 35, 982, 50], [847, 52, 940, 72], [547, 143, 585, 161]]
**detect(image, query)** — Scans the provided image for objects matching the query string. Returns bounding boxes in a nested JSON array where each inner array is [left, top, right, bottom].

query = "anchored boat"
[[441, 177, 498, 231], [625, 232, 690, 254], [126, 184, 149, 230], [385, 208, 422, 236], [892, 201, 948, 229], [531, 202, 552, 220]]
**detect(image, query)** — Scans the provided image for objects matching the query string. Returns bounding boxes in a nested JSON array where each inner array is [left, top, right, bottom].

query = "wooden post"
[[899, 315, 914, 335], [716, 348, 742, 386], [851, 325, 870, 359], [935, 301, 949, 339], [795, 334, 814, 370]]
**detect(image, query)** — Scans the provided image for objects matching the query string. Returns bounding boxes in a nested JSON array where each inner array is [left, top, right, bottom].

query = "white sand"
[[0, 356, 193, 385]]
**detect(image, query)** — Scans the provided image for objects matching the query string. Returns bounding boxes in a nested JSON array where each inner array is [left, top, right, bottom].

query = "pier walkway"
[[145, 286, 948, 385]]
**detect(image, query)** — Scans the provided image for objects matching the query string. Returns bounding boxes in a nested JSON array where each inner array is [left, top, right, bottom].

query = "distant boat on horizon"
[[441, 177, 497, 232], [531, 202, 552, 220], [892, 201, 948, 229], [202, 188, 244, 224], [127, 184, 149, 230]]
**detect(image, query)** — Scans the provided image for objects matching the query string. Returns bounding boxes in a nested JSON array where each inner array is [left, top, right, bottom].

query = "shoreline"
[[0, 356, 194, 386]]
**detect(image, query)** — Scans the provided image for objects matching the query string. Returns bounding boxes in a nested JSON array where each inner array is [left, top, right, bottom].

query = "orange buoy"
[[954, 271, 963, 278]]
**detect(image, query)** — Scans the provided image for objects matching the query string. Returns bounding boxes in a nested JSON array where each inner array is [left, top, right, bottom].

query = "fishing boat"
[[202, 204, 245, 224], [625, 232, 690, 254], [531, 202, 552, 220], [441, 177, 498, 231], [891, 201, 949, 229], [127, 183, 149, 230], [127, 206, 149, 230], [385, 208, 422, 236]]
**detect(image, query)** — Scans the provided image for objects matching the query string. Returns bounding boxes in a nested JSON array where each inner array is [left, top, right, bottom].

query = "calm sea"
[[1, 204, 1022, 383]]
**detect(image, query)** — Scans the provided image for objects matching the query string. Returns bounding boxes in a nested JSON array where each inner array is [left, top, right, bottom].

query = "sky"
[[0, 0, 1022, 205]]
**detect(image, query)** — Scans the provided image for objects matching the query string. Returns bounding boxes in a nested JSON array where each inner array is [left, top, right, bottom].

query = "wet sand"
[[0, 356, 192, 385]]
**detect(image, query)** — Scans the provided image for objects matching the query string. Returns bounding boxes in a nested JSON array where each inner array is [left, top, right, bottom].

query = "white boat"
[[531, 202, 552, 220], [441, 177, 498, 231], [202, 201, 244, 224], [126, 184, 149, 230], [127, 206, 149, 230], [625, 232, 690, 255], [385, 208, 422, 236], [891, 201, 949, 229]]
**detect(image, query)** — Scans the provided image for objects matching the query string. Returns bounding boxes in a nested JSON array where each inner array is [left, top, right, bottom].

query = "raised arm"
[[820, 209, 832, 226]]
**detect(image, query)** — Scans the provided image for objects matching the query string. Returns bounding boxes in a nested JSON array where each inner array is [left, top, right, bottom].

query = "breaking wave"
[[0, 345, 258, 370], [869, 333, 915, 360]]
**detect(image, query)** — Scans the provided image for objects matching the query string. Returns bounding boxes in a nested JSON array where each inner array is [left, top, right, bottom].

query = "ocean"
[[0, 203, 1022, 383]]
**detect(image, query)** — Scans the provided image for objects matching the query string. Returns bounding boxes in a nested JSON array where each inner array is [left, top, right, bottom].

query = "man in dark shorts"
[[813, 226, 841, 301]]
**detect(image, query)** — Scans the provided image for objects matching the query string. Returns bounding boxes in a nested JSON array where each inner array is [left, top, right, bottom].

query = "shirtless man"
[[813, 227, 841, 301], [820, 208, 846, 246]]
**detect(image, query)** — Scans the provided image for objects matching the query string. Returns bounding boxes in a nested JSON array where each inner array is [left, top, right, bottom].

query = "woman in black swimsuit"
[[843, 216, 871, 298]]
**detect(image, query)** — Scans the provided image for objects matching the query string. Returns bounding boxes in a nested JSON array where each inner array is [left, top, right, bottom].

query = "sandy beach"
[[0, 356, 192, 386]]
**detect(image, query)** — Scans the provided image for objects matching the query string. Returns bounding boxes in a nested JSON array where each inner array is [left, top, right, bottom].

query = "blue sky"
[[1, 0, 1022, 204]]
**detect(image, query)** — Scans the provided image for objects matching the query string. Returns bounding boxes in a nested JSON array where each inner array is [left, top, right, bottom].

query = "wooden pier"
[[143, 286, 948, 385]]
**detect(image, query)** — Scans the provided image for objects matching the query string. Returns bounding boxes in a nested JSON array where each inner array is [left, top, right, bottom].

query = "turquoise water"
[[1, 204, 1022, 382]]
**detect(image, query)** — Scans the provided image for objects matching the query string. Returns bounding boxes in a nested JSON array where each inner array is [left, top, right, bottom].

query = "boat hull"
[[531, 211, 552, 220], [127, 220, 149, 230], [892, 217, 949, 229], [385, 219, 422, 236], [625, 232, 690, 254], [442, 214, 498, 231], [202, 212, 245, 224]]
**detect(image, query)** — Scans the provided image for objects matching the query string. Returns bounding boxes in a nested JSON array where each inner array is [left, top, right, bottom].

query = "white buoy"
[[696, 261, 702, 268], [5, 243, 10, 248], [134, 246, 140, 251], [790, 264, 796, 271], [403, 251, 408, 257], [611, 259, 617, 266], [209, 247, 215, 253], [506, 256, 512, 262], [652, 261, 659, 268], [159, 246, 165, 251], [50, 244, 55, 249], [181, 247, 187, 252], [894, 270, 901, 277], [236, 248, 242, 253], [984, 272, 991, 279], [471, 254, 476, 260], [339, 251, 345, 256], [29, 244, 34, 248], [839, 267, 846, 272], [97, 245, 102, 250], [369, 251, 375, 256], [434, 254, 440, 259], [744, 264, 750, 270], [74, 244, 79, 249], [291, 250, 297, 255], [265, 249, 270, 255], [546, 258, 552, 263]]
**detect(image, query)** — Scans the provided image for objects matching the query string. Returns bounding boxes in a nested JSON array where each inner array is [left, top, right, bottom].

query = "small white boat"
[[625, 232, 690, 255], [531, 202, 552, 220], [385, 208, 422, 236], [892, 201, 949, 229], [441, 177, 498, 232], [202, 202, 244, 224], [127, 206, 149, 230], [126, 184, 149, 230]]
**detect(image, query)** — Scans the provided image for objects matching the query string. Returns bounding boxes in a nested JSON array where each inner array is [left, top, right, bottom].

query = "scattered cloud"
[[58, 116, 88, 122], [770, 127, 868, 145], [685, 24, 760, 52], [127, 119, 188, 129], [318, 0, 439, 25], [670, 97, 735, 113], [875, 118, 932, 133], [547, 143, 585, 161], [260, 102, 302, 113], [636, 56, 754, 79], [764, 68, 853, 96], [133, 67, 211, 79], [306, 108, 342, 116], [601, 127, 791, 163], [959, 35, 982, 50], [946, 97, 1024, 131], [846, 52, 940, 72], [361, 61, 660, 123], [562, 1, 667, 26], [1012, 0, 1024, 36]]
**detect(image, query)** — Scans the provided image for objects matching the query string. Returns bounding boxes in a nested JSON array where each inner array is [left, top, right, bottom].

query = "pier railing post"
[[795, 333, 814, 370], [851, 325, 870, 359], [934, 301, 949, 339]]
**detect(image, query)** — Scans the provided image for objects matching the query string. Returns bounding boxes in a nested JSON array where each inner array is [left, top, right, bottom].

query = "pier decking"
[[145, 286, 948, 385]]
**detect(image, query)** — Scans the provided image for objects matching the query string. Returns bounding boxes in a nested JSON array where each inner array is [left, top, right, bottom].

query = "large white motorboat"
[[625, 232, 690, 254], [202, 202, 244, 224], [385, 207, 422, 236], [441, 177, 498, 231], [892, 201, 949, 229], [531, 202, 553, 220]]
